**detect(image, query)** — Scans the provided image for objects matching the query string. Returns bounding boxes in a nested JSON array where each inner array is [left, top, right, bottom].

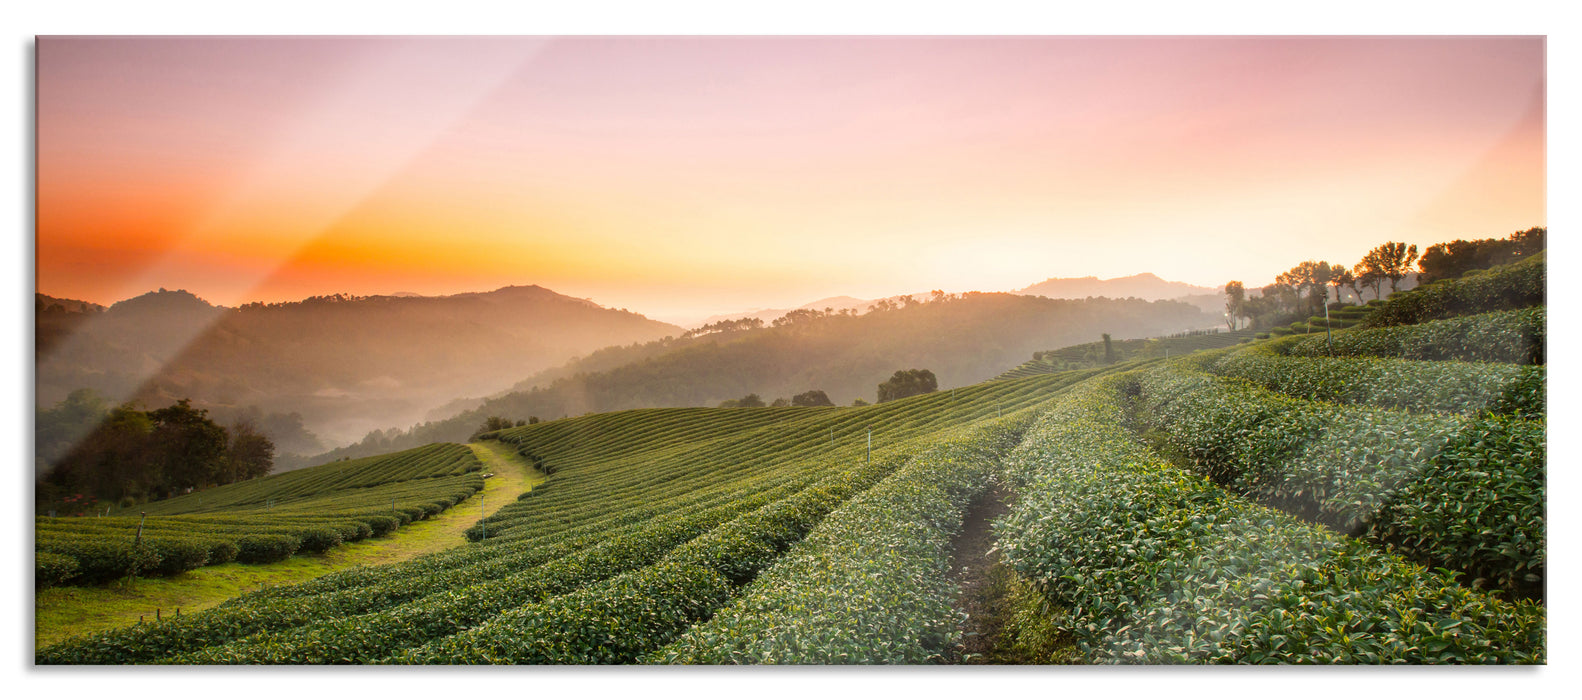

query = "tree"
[[42, 402, 154, 505], [147, 399, 228, 492], [1322, 262, 1347, 305], [1382, 242, 1419, 292], [36, 388, 110, 474], [1223, 282, 1245, 331], [1102, 334, 1116, 365], [877, 369, 938, 403], [225, 420, 275, 483], [1331, 267, 1358, 305], [1353, 258, 1384, 301], [1360, 241, 1418, 294], [470, 415, 516, 440], [1275, 261, 1334, 316], [720, 393, 765, 408], [769, 397, 790, 407], [792, 390, 835, 407]]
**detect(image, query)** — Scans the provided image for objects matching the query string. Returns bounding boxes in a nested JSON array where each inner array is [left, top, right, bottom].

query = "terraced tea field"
[[36, 443, 490, 589], [35, 257, 1545, 664], [36, 368, 1122, 664], [34, 441, 541, 647], [997, 328, 1259, 379]]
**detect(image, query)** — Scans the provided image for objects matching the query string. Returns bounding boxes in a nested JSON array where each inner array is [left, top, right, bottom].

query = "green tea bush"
[[205, 540, 239, 565], [995, 376, 1544, 663], [652, 416, 1032, 664], [1212, 344, 1544, 419], [234, 534, 301, 564], [397, 465, 911, 664], [176, 489, 795, 664], [364, 515, 399, 537], [1369, 415, 1545, 600], [1133, 365, 1545, 596], [293, 528, 344, 554], [1360, 254, 1544, 329], [395, 563, 733, 664], [1286, 307, 1544, 364], [35, 552, 80, 587], [35, 539, 163, 585], [143, 539, 213, 576]]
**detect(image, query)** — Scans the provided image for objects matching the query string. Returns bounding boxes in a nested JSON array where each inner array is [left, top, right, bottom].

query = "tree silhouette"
[[877, 369, 938, 403], [1224, 282, 1245, 331], [792, 390, 834, 407]]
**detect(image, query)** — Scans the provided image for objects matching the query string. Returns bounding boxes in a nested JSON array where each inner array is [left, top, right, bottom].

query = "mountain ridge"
[[35, 284, 683, 452]]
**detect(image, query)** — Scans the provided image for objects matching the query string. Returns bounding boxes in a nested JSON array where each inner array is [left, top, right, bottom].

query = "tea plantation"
[[36, 257, 1544, 664], [36, 443, 486, 587]]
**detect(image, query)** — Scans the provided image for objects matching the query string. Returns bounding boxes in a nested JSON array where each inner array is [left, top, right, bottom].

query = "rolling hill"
[[35, 286, 683, 450]]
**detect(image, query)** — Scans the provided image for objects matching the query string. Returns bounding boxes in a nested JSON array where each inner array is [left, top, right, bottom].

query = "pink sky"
[[37, 36, 1544, 323]]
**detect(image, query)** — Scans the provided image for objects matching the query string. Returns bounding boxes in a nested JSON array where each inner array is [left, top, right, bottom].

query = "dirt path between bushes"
[[942, 484, 1013, 664]]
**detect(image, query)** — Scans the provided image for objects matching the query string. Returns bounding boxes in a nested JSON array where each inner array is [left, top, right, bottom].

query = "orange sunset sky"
[[36, 35, 1545, 324]]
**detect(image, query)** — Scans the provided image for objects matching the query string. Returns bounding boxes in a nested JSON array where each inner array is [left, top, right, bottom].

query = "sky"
[[36, 35, 1545, 324]]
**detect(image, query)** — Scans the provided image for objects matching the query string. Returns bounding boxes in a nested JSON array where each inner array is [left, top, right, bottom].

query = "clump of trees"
[[38, 397, 274, 508], [1223, 228, 1544, 331], [792, 390, 834, 407], [682, 317, 765, 338], [877, 369, 938, 403], [470, 415, 535, 440], [1417, 227, 1545, 284], [718, 393, 766, 408]]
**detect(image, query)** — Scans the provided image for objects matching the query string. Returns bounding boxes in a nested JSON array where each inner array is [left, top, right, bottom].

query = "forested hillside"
[[35, 286, 682, 450]]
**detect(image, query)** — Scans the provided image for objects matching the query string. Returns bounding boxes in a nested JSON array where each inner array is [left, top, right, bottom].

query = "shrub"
[[1286, 307, 1544, 365], [1212, 344, 1545, 419], [144, 539, 213, 576], [365, 515, 399, 537], [234, 534, 301, 564], [653, 416, 1031, 664], [35, 552, 80, 587], [293, 528, 344, 555], [395, 563, 732, 664], [995, 376, 1544, 663], [1369, 415, 1546, 600], [1132, 365, 1545, 601], [35, 540, 163, 585], [1359, 254, 1544, 328]]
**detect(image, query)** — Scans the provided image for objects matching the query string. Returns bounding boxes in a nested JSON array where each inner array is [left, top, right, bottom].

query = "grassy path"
[[34, 440, 543, 648]]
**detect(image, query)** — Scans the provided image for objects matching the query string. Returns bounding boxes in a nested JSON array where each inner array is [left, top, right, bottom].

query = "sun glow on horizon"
[[37, 36, 1545, 321]]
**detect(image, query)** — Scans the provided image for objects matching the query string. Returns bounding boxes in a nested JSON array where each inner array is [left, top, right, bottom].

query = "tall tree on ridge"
[[1224, 281, 1245, 331]]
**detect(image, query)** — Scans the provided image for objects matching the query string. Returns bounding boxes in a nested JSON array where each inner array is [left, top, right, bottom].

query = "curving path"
[[34, 440, 543, 648]]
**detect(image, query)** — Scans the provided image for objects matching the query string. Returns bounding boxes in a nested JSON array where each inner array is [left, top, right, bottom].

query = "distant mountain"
[[693, 275, 1219, 330], [35, 285, 682, 449], [1017, 273, 1218, 302], [690, 293, 952, 329], [691, 295, 877, 329], [36, 293, 105, 314], [309, 291, 1216, 462]]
